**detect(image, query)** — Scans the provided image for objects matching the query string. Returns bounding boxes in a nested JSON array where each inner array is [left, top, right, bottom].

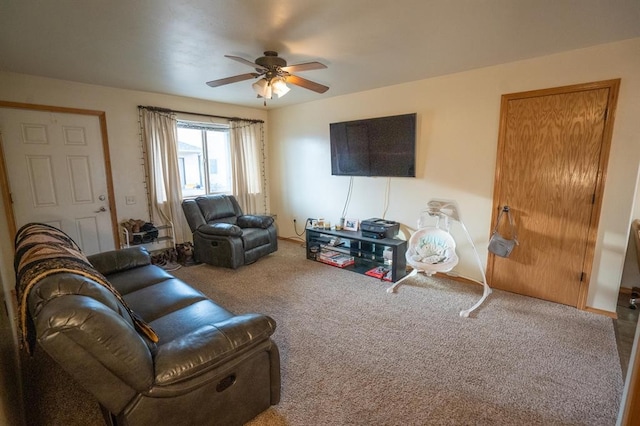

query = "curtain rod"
[[138, 105, 264, 124]]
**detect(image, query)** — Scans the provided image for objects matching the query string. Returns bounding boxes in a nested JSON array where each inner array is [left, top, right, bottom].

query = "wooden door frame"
[[488, 79, 620, 310], [0, 100, 120, 248]]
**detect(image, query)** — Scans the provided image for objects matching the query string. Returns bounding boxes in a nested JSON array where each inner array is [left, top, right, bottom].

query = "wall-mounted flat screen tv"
[[330, 113, 416, 177]]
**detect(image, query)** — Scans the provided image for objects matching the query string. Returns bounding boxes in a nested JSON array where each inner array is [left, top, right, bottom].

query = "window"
[[177, 122, 231, 197], [178, 157, 186, 186]]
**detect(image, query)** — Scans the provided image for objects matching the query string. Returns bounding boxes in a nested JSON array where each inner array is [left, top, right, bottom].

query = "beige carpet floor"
[[172, 240, 623, 426], [22, 240, 623, 425]]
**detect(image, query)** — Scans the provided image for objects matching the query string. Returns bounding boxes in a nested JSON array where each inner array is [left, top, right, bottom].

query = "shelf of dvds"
[[305, 227, 407, 282]]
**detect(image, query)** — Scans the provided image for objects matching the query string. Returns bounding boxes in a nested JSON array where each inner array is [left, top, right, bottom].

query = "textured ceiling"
[[1, 0, 639, 109]]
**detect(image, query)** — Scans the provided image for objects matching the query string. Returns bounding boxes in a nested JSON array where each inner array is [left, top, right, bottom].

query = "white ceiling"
[[1, 1, 639, 109]]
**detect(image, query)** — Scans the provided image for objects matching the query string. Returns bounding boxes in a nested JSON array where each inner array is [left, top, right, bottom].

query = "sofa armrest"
[[237, 215, 274, 229], [35, 296, 155, 414], [182, 198, 206, 232], [197, 223, 243, 237], [154, 313, 276, 385], [88, 246, 151, 276]]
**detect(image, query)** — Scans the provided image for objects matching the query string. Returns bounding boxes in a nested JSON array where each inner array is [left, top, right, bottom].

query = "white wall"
[[268, 37, 640, 313], [0, 267, 23, 425], [620, 166, 640, 291]]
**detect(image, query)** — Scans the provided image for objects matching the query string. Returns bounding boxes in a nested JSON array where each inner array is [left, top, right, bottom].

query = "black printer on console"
[[360, 218, 400, 239]]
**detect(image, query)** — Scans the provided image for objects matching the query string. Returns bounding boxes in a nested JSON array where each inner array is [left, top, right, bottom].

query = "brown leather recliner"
[[23, 244, 281, 426], [182, 195, 278, 269]]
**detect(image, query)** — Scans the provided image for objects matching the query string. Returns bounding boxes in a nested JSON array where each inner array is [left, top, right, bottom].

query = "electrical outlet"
[[125, 195, 136, 205]]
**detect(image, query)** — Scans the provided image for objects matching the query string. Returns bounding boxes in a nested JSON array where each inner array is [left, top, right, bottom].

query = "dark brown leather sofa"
[[25, 245, 281, 425], [182, 195, 277, 269]]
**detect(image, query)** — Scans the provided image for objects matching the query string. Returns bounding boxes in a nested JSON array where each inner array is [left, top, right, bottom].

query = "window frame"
[[176, 120, 231, 198]]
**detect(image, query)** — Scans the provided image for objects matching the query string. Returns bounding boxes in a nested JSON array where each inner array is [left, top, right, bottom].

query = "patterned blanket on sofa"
[[14, 222, 158, 353]]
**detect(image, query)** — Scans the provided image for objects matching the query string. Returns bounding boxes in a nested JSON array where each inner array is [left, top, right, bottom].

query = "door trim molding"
[[488, 78, 621, 310], [0, 100, 120, 248]]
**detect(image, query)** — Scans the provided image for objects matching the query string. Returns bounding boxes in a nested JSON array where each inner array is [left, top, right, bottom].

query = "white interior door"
[[0, 108, 115, 254]]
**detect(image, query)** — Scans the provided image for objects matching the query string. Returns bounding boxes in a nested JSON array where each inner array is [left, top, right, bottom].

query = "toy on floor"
[[387, 199, 492, 317]]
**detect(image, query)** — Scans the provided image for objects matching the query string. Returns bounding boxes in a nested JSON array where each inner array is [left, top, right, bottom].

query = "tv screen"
[[330, 113, 416, 177]]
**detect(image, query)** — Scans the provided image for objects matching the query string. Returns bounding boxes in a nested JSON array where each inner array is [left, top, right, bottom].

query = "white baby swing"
[[387, 199, 492, 317]]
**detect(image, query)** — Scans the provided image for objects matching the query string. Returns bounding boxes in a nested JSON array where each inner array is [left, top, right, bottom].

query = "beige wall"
[[269, 37, 640, 313]]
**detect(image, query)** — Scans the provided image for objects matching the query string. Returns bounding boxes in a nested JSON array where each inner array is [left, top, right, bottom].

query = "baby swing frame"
[[387, 199, 492, 317]]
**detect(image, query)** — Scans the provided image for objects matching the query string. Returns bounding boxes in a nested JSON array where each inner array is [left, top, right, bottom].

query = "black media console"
[[306, 227, 407, 282]]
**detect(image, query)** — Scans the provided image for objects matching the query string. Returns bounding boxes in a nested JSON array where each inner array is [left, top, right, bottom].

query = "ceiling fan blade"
[[206, 73, 258, 88], [225, 55, 268, 71], [281, 61, 327, 73], [286, 74, 329, 94]]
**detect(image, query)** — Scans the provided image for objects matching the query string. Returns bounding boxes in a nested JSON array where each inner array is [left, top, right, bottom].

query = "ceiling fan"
[[206, 51, 329, 101]]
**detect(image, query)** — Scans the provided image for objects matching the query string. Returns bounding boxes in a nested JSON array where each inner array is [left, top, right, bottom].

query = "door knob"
[[95, 206, 107, 213]]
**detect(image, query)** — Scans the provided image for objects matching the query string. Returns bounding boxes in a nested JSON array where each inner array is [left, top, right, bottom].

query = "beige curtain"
[[230, 120, 266, 214], [140, 109, 190, 243]]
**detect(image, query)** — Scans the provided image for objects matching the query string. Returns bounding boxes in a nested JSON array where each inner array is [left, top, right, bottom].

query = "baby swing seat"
[[387, 199, 491, 317], [406, 227, 459, 275]]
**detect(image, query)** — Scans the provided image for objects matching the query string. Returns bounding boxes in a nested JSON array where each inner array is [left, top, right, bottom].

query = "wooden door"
[[0, 106, 117, 254], [487, 80, 619, 307]]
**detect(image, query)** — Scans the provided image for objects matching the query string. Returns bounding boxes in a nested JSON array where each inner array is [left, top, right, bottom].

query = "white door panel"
[[0, 108, 114, 254]]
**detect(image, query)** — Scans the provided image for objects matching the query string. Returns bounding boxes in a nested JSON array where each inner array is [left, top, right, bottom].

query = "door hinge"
[[592, 193, 596, 204], [580, 272, 585, 282], [604, 108, 609, 121], [9, 192, 13, 204]]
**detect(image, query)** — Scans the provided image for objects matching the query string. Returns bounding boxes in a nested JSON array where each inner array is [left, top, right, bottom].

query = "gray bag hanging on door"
[[488, 206, 519, 257]]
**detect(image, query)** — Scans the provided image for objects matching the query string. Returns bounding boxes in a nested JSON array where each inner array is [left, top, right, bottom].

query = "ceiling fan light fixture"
[[209, 51, 329, 103], [271, 77, 290, 98], [252, 78, 272, 99]]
